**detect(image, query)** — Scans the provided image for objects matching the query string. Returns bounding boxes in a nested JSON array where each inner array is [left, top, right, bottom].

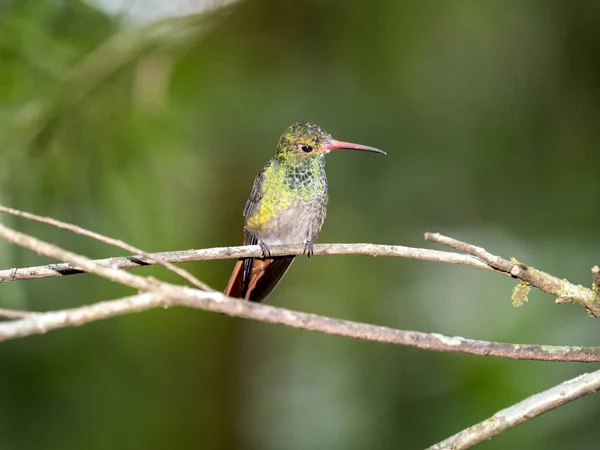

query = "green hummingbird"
[[225, 122, 385, 302]]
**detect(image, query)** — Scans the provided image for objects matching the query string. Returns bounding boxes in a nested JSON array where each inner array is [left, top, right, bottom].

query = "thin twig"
[[0, 222, 600, 362], [428, 370, 600, 449], [592, 266, 600, 295], [0, 243, 491, 283], [425, 232, 600, 317], [0, 307, 33, 319], [0, 223, 171, 293], [0, 205, 209, 290]]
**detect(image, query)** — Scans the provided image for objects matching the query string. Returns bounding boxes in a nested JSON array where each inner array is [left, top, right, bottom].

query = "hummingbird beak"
[[325, 139, 386, 155]]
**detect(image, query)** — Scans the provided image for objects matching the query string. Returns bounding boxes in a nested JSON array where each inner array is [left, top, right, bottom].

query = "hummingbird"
[[225, 122, 385, 302]]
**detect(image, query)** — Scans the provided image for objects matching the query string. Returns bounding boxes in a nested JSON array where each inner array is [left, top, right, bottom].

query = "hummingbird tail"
[[224, 257, 295, 302], [224, 233, 295, 302]]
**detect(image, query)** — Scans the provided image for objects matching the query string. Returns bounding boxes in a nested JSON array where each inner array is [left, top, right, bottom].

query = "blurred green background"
[[1, 0, 600, 448]]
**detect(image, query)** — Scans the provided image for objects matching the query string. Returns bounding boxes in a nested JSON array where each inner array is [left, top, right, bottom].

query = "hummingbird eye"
[[299, 144, 314, 153]]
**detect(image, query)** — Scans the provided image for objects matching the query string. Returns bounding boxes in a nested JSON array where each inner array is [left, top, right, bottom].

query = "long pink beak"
[[325, 139, 386, 155]]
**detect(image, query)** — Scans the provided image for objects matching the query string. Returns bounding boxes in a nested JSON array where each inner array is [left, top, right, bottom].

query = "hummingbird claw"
[[303, 241, 314, 258], [259, 241, 271, 258]]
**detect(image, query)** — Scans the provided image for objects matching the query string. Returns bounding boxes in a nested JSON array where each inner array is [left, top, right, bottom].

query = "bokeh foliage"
[[1, 0, 600, 448]]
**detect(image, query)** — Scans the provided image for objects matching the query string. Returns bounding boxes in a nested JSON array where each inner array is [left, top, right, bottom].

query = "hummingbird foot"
[[303, 241, 314, 258], [259, 241, 272, 258]]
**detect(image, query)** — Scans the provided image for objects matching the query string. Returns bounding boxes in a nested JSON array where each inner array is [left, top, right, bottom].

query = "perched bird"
[[225, 122, 385, 302]]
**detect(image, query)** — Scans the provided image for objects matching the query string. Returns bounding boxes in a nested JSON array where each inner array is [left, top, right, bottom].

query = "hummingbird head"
[[275, 122, 385, 160]]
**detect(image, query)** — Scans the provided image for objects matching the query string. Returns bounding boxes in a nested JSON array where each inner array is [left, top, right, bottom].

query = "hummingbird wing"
[[242, 162, 270, 219], [224, 231, 295, 302]]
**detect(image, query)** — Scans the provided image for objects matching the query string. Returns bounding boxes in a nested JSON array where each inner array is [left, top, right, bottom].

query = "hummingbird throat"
[[276, 154, 326, 194]]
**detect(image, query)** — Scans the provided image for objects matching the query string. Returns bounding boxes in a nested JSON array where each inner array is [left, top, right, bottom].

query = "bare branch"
[[1, 221, 597, 319], [0, 222, 600, 362], [0, 205, 209, 290], [0, 243, 490, 283], [425, 232, 600, 317], [428, 370, 600, 449], [2, 289, 600, 362], [0, 293, 165, 339]]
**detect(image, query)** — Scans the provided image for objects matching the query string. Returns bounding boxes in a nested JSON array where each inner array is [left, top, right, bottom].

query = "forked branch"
[[1, 209, 600, 447], [425, 233, 600, 317], [0, 205, 209, 290], [0, 222, 599, 362]]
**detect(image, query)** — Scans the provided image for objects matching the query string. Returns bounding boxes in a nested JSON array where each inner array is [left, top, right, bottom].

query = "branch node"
[[510, 263, 528, 278]]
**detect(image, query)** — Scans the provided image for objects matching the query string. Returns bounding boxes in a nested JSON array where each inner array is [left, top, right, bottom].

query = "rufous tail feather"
[[224, 233, 295, 302]]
